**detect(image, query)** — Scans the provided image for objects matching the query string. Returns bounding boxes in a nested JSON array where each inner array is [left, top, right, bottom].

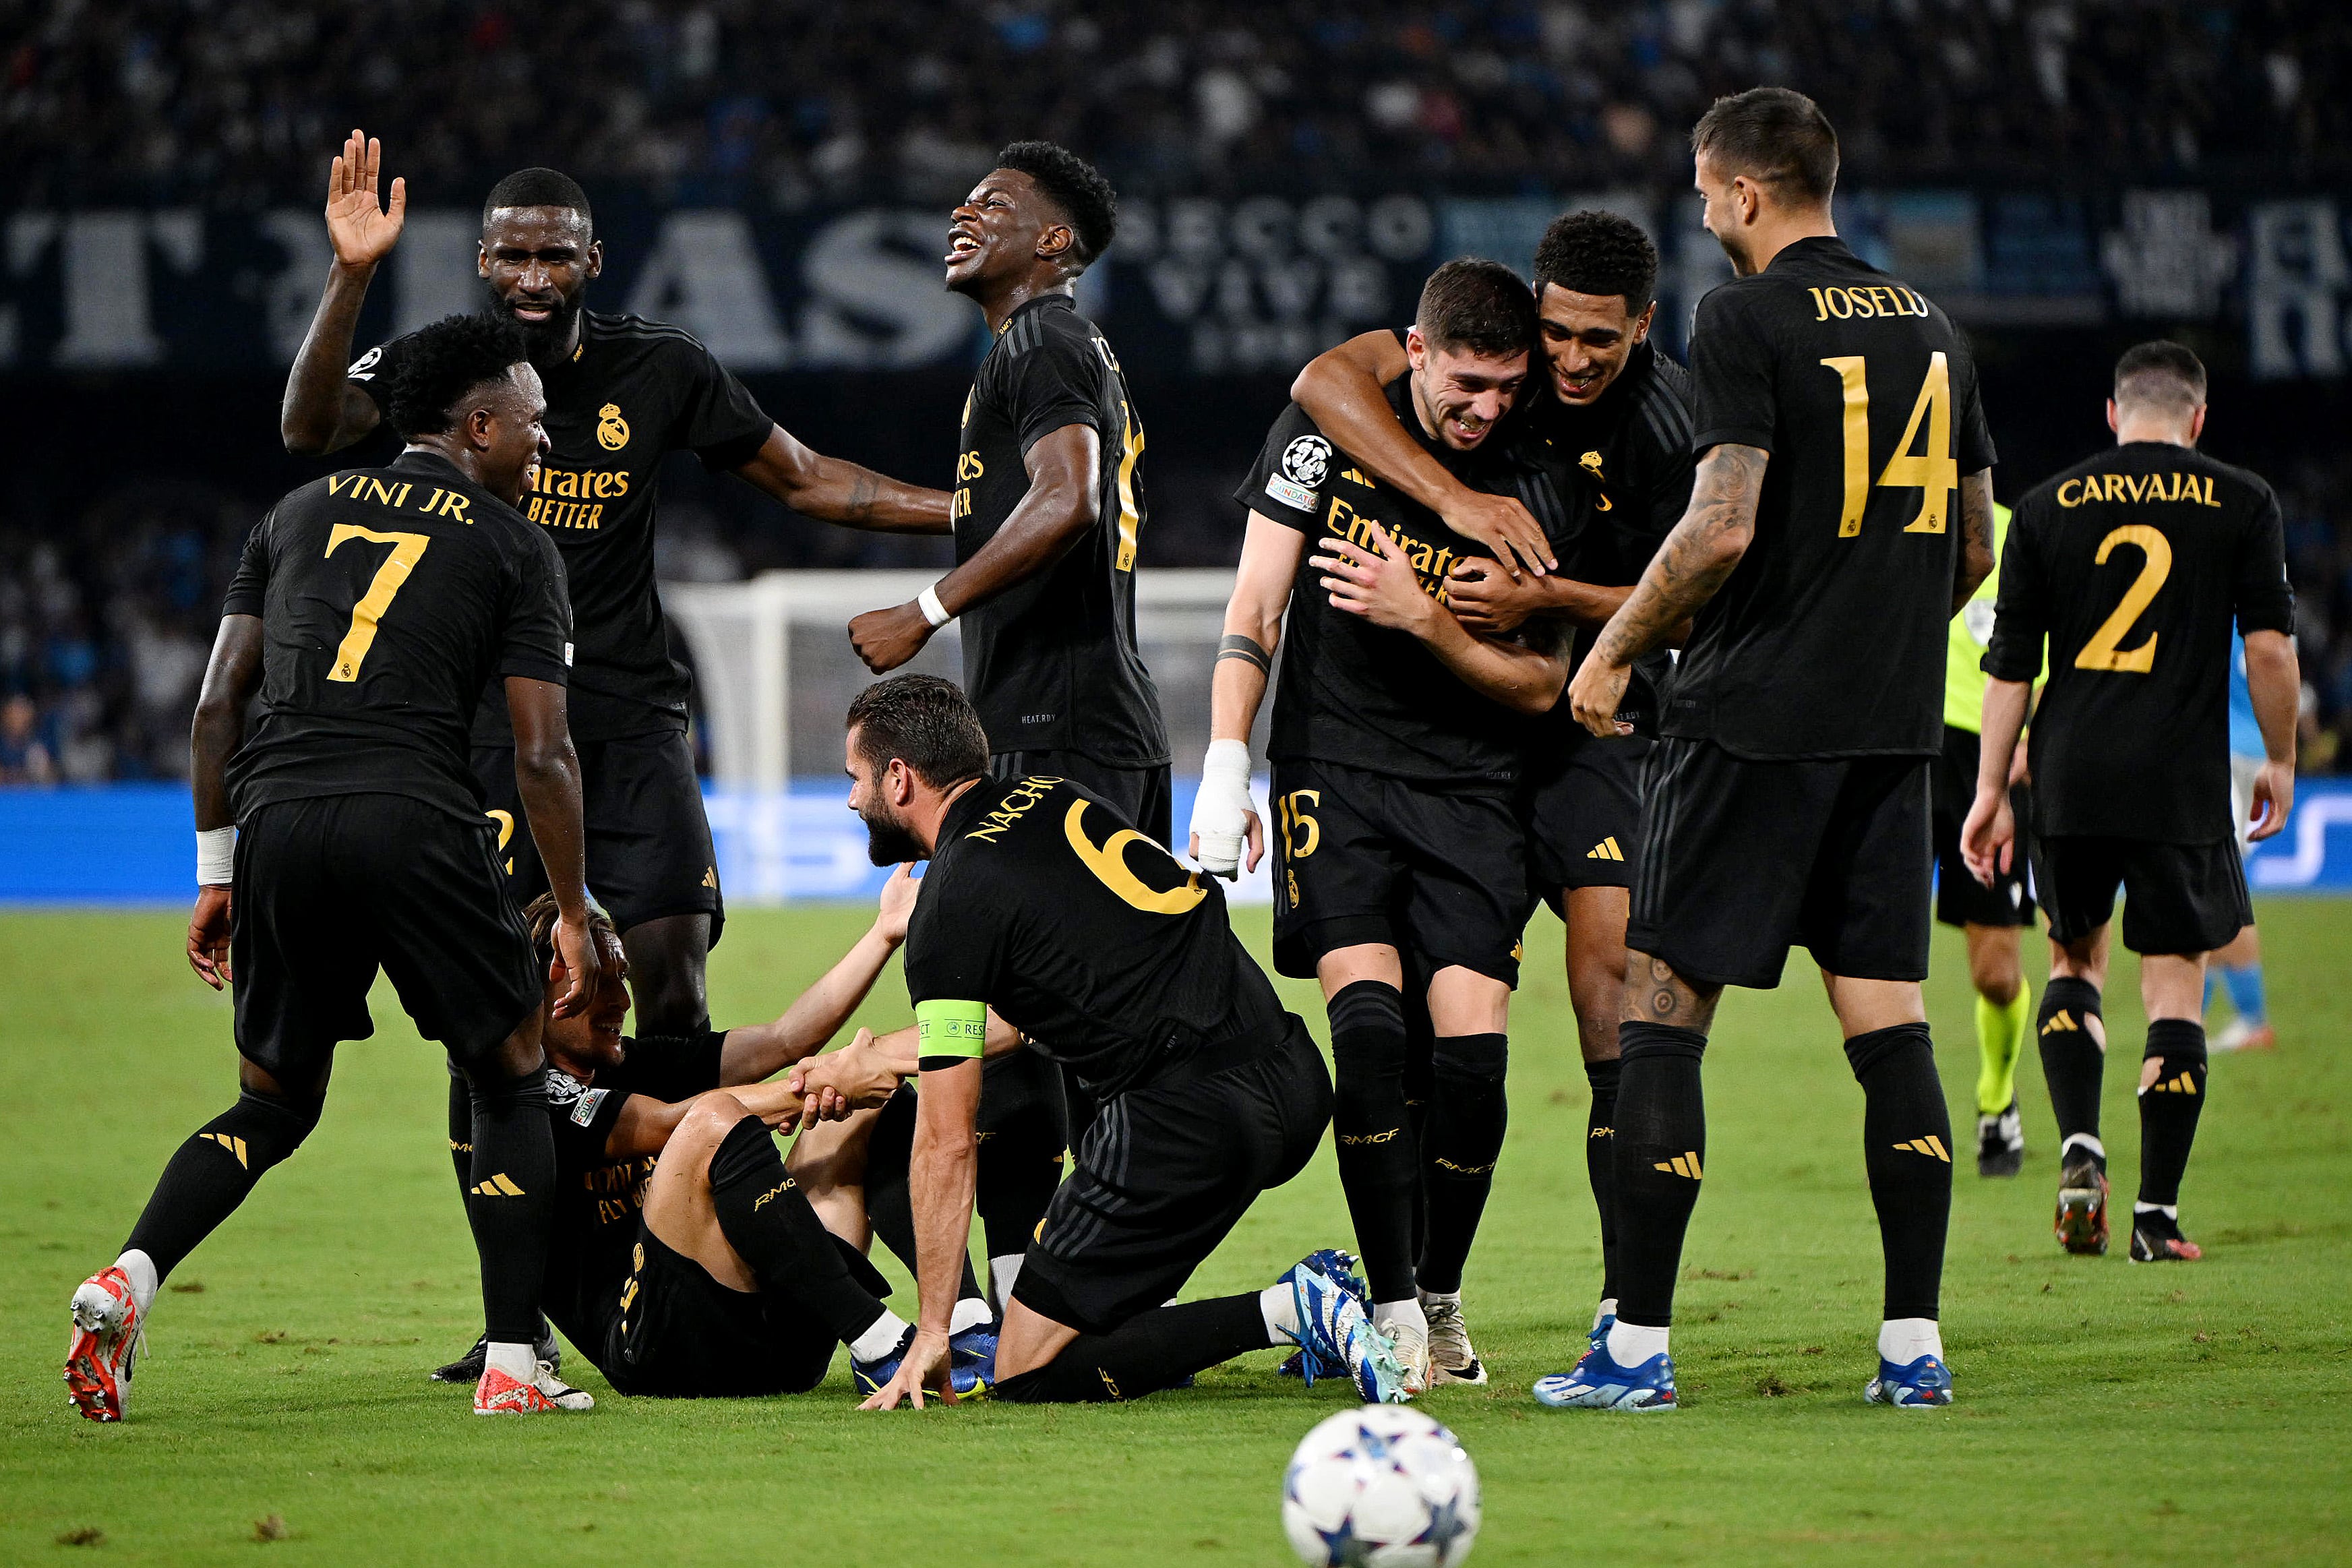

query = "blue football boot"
[[1864, 1353, 1952, 1408], [949, 1321, 999, 1395], [1530, 1344, 1678, 1412], [1588, 1308, 1617, 1360], [1275, 1249, 1370, 1381], [853, 1326, 992, 1400], [1283, 1255, 1407, 1404]]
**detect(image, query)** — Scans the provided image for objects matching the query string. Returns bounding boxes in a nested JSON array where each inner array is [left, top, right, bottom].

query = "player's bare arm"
[[1567, 442, 1767, 735], [1443, 560, 1633, 636], [185, 614, 263, 988], [1952, 469, 1997, 616], [732, 425, 953, 534], [1292, 331, 1552, 580], [1192, 512, 1301, 874], [849, 422, 1100, 673], [281, 130, 402, 454], [1960, 675, 2034, 885], [783, 1013, 1023, 1129], [506, 675, 603, 1017], [717, 862, 921, 1081], [1313, 525, 1568, 715], [863, 1054, 983, 1409], [2242, 628, 2301, 842]]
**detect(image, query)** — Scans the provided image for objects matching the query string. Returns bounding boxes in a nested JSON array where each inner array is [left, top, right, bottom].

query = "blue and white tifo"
[[8, 776, 2352, 906]]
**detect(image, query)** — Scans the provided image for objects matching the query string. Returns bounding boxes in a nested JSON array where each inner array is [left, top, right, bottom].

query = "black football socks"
[[1327, 979, 1419, 1303], [1414, 1033, 1508, 1294], [861, 1088, 990, 1313], [2039, 977, 2108, 1171], [706, 1116, 893, 1344], [992, 1294, 1271, 1404], [973, 1050, 1069, 1274], [1608, 1022, 1708, 1329], [123, 1089, 320, 1281], [462, 1069, 558, 1345], [1844, 1023, 1953, 1323], [1584, 1056, 1623, 1305], [2136, 1019, 2210, 1211], [446, 1069, 473, 1190]]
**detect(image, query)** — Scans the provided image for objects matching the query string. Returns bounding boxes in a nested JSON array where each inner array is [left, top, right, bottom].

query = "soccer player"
[[844, 141, 1174, 1298], [516, 876, 1005, 1399], [282, 131, 949, 1037], [1193, 259, 1572, 1389], [1546, 88, 1998, 1413], [791, 675, 1402, 1408], [1290, 210, 1697, 1355], [1936, 500, 2040, 1176], [2208, 636, 2276, 1052], [66, 313, 609, 1420], [1964, 342, 2298, 1265]]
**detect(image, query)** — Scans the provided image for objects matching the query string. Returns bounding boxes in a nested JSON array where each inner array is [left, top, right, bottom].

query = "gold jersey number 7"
[[323, 524, 431, 682]]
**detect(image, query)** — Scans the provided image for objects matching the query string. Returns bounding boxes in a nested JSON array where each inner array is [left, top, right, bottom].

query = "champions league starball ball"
[[1281, 1406, 1482, 1567]]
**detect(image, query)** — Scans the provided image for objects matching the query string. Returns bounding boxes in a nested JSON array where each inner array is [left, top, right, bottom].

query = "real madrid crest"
[[597, 402, 630, 451]]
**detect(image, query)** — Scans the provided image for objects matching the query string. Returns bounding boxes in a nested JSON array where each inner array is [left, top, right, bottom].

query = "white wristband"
[[196, 826, 235, 886], [918, 585, 953, 629]]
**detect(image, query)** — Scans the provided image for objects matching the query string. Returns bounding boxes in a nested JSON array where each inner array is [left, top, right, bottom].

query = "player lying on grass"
[[787, 674, 1405, 1407], [514, 874, 1017, 1399]]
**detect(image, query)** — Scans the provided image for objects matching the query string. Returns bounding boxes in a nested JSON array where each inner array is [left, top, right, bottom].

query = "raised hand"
[[325, 128, 406, 270]]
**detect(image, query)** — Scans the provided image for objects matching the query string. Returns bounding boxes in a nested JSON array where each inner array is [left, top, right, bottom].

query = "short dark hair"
[[483, 167, 593, 233], [384, 313, 528, 439], [846, 674, 990, 789], [1692, 87, 1840, 204], [518, 893, 620, 979], [993, 141, 1118, 268], [1415, 258, 1538, 360], [2113, 340, 2207, 412], [1532, 210, 1660, 316]]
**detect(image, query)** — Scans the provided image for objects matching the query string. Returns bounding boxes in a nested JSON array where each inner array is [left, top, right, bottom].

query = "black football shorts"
[[1524, 730, 1653, 897], [1267, 757, 1527, 986], [1629, 737, 1933, 990], [1010, 1019, 1331, 1339], [990, 750, 1174, 849], [2030, 834, 2250, 956], [231, 793, 541, 1086], [474, 729, 723, 942], [599, 1225, 882, 1397], [1930, 725, 2037, 930]]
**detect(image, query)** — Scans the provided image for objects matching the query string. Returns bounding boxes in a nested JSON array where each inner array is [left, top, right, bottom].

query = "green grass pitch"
[[3, 900, 2348, 1564]]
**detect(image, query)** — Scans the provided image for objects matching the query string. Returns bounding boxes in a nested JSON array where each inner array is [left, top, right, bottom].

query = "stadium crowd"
[[5, 0, 2347, 204]]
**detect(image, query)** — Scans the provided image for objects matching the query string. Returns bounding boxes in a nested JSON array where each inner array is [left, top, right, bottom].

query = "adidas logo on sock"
[[1586, 837, 1625, 862], [469, 1173, 526, 1197], [2146, 1073, 2200, 1095], [2041, 1011, 2080, 1034], [200, 1132, 249, 1168], [1652, 1151, 1703, 1179], [1894, 1135, 1952, 1162]]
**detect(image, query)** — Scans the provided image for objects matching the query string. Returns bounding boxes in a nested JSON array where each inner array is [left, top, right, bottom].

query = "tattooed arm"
[[733, 423, 953, 533], [1952, 469, 1996, 615], [1564, 443, 1767, 737]]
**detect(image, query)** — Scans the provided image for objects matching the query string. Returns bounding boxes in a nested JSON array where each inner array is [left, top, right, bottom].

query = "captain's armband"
[[915, 998, 988, 1072]]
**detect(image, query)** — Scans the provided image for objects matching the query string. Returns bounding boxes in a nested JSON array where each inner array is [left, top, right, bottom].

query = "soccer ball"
[[1281, 1406, 1481, 1567]]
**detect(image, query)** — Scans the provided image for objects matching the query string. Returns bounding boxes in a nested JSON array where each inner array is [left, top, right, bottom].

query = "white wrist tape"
[[918, 584, 954, 629], [1189, 740, 1257, 878], [196, 826, 236, 886]]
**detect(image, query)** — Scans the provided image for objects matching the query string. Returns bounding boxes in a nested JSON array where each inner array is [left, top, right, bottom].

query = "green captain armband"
[[915, 998, 988, 1071]]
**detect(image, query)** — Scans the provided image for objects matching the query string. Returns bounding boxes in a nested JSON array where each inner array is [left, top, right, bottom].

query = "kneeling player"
[[799, 675, 1401, 1407]]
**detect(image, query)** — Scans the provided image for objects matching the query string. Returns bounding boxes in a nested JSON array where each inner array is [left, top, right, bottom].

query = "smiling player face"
[[1405, 335, 1529, 452], [479, 207, 603, 362], [1537, 282, 1654, 406], [944, 168, 1069, 297]]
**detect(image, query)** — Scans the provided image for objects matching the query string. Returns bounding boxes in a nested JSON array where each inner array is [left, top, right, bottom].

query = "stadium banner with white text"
[[5, 777, 2351, 905], [3, 186, 2337, 378]]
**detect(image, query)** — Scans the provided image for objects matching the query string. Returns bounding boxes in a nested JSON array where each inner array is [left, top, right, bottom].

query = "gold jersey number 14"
[[1819, 351, 1956, 537]]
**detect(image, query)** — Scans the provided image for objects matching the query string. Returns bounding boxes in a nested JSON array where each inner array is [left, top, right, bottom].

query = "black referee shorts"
[[1629, 737, 1932, 990], [1930, 725, 2036, 930], [231, 793, 541, 1086], [474, 729, 723, 944], [599, 1226, 886, 1398], [1012, 1019, 1331, 1335], [2031, 834, 2250, 957], [1268, 756, 1526, 986], [990, 750, 1173, 849], [1524, 730, 1653, 898]]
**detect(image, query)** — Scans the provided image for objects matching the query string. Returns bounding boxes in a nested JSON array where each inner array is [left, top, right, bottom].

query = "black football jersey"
[[221, 449, 571, 824], [1666, 237, 1997, 759], [1985, 442, 2293, 843], [539, 1033, 727, 1352], [1234, 378, 1572, 790], [903, 775, 1287, 1099], [953, 295, 1170, 766], [351, 311, 772, 743]]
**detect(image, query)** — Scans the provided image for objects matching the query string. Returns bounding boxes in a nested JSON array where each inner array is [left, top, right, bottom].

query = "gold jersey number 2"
[[323, 524, 431, 682], [2074, 523, 2173, 673], [1819, 351, 1957, 537]]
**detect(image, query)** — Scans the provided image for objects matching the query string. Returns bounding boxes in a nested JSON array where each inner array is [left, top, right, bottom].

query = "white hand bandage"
[[1189, 739, 1256, 878]]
